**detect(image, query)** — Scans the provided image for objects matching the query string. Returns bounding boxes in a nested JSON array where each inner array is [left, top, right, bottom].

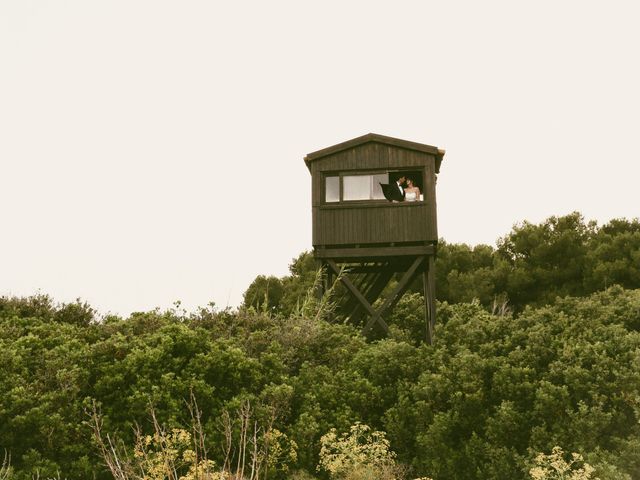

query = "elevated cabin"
[[305, 133, 444, 251], [304, 133, 445, 344]]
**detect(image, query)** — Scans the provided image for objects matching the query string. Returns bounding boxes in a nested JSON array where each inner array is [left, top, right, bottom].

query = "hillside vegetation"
[[244, 212, 640, 316], [1, 212, 640, 480]]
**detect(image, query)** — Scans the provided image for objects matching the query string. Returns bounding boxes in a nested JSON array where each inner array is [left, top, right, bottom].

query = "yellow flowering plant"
[[529, 446, 599, 480], [317, 422, 432, 480]]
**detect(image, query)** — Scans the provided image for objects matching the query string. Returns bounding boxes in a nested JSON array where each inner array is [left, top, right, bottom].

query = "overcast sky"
[[1, 1, 639, 316]]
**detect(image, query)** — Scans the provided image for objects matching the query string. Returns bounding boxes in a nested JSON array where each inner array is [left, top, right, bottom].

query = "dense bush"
[[2, 212, 640, 479], [434, 212, 640, 311], [243, 214, 640, 319], [2, 285, 640, 479]]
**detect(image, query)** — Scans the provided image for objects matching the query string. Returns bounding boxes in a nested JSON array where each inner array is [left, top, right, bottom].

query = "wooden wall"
[[310, 141, 439, 247], [313, 203, 435, 245]]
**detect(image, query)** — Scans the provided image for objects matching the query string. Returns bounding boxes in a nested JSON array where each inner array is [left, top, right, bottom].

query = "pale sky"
[[1, 1, 639, 316]]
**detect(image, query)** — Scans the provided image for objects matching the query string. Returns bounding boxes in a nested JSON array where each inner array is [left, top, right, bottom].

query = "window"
[[324, 171, 424, 203], [343, 173, 388, 201], [343, 175, 370, 201], [325, 176, 340, 202]]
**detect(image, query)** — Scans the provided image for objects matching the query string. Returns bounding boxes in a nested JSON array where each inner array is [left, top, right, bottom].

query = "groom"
[[388, 174, 406, 202]]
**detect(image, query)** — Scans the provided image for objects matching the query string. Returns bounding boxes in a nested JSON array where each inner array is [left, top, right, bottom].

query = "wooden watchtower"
[[304, 133, 445, 344]]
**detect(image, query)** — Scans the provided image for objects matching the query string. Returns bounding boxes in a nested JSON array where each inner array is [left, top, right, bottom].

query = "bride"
[[404, 177, 421, 202]]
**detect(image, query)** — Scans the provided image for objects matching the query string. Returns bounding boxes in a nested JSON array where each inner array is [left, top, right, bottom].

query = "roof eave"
[[304, 133, 444, 172]]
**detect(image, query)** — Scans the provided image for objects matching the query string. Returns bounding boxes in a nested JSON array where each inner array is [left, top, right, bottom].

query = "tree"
[[242, 252, 318, 316], [584, 218, 640, 292], [242, 275, 285, 314], [495, 212, 595, 308]]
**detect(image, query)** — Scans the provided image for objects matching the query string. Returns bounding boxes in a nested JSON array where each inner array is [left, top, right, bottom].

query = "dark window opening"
[[389, 170, 424, 202]]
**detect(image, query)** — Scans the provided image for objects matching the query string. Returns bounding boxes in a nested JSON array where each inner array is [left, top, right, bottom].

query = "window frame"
[[322, 168, 426, 205]]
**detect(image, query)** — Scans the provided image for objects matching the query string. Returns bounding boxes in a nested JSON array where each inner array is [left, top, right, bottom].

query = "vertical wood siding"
[[310, 141, 439, 246]]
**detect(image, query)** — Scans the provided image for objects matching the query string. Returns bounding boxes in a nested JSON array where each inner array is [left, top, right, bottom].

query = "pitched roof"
[[304, 133, 445, 172]]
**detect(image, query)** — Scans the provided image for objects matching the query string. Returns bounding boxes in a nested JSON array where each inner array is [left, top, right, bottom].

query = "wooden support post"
[[424, 255, 436, 345], [324, 262, 333, 297]]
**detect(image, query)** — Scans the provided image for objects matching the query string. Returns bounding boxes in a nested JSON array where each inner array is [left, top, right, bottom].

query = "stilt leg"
[[424, 255, 436, 344]]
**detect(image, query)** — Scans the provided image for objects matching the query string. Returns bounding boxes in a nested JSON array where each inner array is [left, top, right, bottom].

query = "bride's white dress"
[[405, 191, 418, 201]]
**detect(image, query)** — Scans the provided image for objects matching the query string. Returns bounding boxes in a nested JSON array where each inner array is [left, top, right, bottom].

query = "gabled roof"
[[304, 133, 445, 172]]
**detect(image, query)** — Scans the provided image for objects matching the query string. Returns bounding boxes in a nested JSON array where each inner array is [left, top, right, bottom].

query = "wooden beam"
[[345, 265, 389, 274], [316, 245, 435, 260], [326, 267, 334, 293], [341, 270, 377, 322], [340, 262, 391, 323], [326, 260, 381, 323], [349, 268, 395, 325], [327, 255, 436, 344], [343, 260, 413, 274], [425, 255, 436, 345], [378, 256, 424, 316], [362, 256, 424, 334]]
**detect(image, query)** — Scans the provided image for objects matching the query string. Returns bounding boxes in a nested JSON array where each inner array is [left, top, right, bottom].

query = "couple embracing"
[[386, 174, 421, 202]]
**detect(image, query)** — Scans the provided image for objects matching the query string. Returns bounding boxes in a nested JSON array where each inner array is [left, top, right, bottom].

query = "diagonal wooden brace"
[[362, 256, 425, 335], [348, 267, 394, 325], [326, 260, 389, 332], [327, 257, 425, 336]]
